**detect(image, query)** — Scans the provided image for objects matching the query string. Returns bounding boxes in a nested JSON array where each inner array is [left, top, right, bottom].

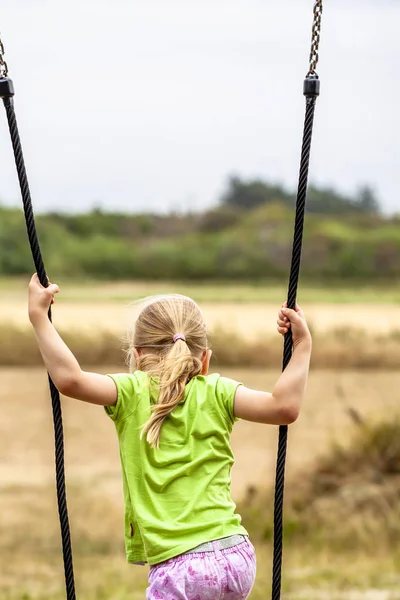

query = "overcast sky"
[[0, 0, 399, 214]]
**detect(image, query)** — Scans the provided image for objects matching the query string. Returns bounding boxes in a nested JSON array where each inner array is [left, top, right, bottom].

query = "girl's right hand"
[[28, 273, 59, 325], [277, 302, 311, 348]]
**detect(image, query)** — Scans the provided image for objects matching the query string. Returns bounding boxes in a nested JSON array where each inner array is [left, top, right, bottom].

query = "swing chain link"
[[307, 0, 323, 77], [0, 34, 9, 78]]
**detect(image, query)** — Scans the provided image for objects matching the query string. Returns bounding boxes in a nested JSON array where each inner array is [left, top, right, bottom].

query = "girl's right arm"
[[28, 274, 117, 406], [233, 304, 312, 425]]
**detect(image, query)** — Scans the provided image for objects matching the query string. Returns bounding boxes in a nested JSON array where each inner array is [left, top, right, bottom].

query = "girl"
[[28, 274, 312, 600]]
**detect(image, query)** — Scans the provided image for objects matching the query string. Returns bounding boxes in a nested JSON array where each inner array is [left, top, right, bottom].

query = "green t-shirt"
[[105, 370, 248, 565]]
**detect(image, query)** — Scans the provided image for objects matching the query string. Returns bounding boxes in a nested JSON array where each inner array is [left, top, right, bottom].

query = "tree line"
[[1, 176, 396, 282], [221, 176, 380, 215]]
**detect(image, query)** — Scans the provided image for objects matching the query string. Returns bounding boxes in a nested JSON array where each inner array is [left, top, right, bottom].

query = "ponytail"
[[130, 294, 208, 448], [140, 338, 202, 448]]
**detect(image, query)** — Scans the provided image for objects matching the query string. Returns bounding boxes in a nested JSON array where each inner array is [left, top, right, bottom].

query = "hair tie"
[[173, 333, 186, 343]]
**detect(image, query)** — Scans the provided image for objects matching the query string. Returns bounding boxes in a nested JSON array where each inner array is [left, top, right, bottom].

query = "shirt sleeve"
[[215, 375, 242, 426], [104, 372, 137, 422]]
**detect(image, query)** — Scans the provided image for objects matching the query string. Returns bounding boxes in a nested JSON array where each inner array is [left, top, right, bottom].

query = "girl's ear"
[[131, 348, 141, 369], [201, 349, 212, 375]]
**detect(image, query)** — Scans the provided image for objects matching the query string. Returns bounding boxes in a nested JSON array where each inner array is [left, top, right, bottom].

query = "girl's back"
[[106, 370, 247, 566]]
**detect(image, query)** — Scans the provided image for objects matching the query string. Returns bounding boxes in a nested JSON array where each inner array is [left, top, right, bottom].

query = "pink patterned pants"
[[147, 538, 256, 600]]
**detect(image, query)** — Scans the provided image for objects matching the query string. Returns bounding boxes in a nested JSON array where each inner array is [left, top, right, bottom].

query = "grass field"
[[1, 367, 400, 599]]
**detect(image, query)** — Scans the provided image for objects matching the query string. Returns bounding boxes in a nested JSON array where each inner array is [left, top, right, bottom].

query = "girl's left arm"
[[28, 274, 117, 406]]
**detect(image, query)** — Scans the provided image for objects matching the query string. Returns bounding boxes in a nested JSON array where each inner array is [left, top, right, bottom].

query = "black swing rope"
[[0, 3, 323, 599], [0, 44, 76, 600], [272, 2, 323, 599]]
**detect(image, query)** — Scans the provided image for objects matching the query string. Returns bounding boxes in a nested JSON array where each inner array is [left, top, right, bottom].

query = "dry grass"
[[2, 323, 400, 370], [289, 419, 400, 552], [239, 414, 400, 559], [1, 368, 400, 598]]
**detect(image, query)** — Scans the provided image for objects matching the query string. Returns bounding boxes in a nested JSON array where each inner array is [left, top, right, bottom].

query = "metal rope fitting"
[[303, 75, 320, 99], [0, 77, 15, 99]]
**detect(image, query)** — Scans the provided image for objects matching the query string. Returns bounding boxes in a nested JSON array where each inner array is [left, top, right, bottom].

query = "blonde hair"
[[128, 294, 208, 448]]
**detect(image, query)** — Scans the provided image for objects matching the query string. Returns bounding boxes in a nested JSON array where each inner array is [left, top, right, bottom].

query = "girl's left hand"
[[28, 273, 60, 324], [276, 301, 311, 347]]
